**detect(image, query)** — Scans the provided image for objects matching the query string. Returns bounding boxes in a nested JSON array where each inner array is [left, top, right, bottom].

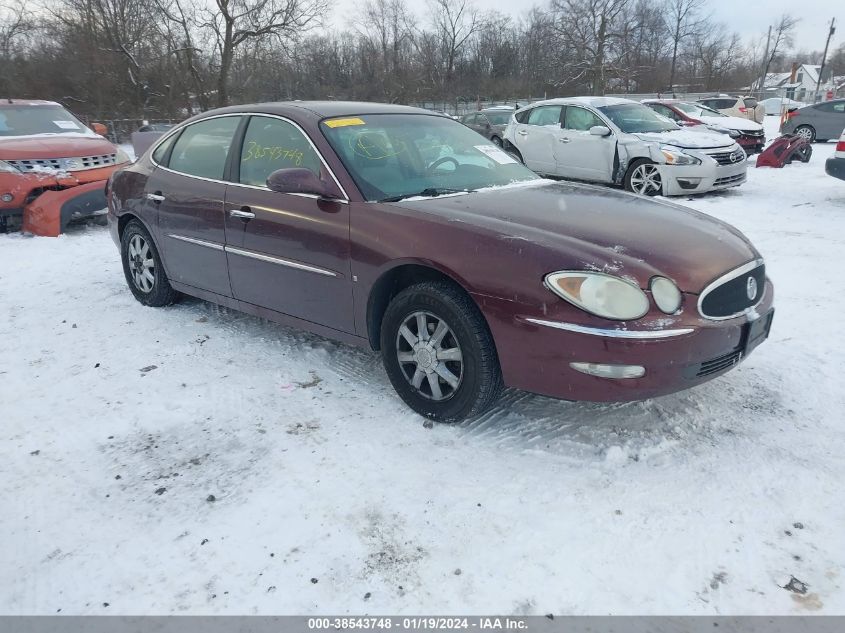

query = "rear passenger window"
[[238, 116, 322, 187], [527, 106, 563, 127], [168, 117, 240, 180], [152, 133, 177, 165]]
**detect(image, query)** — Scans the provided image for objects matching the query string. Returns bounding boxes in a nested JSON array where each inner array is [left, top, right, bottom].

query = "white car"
[[825, 128, 845, 181], [502, 97, 747, 196], [697, 95, 766, 123], [759, 97, 805, 116]]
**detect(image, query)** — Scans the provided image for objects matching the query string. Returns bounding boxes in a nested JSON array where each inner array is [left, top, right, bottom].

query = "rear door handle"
[[146, 192, 165, 203], [558, 137, 571, 143], [230, 207, 255, 220], [517, 130, 528, 136]]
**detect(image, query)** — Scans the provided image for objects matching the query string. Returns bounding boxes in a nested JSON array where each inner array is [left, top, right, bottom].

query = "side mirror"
[[589, 125, 611, 136], [91, 122, 108, 136], [266, 168, 341, 199]]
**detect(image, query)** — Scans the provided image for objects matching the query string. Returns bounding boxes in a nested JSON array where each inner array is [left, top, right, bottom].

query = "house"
[[753, 64, 837, 101]]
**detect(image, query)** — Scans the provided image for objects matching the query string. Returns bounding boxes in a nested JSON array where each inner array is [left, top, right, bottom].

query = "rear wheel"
[[380, 282, 502, 422], [120, 219, 179, 307], [625, 160, 663, 196], [794, 125, 816, 143]]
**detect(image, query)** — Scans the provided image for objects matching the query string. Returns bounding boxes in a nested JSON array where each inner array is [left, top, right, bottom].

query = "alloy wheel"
[[795, 126, 814, 142], [395, 311, 464, 401], [629, 163, 662, 195], [127, 234, 155, 293]]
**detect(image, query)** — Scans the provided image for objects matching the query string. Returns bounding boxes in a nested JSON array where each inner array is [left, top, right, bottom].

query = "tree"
[[202, 0, 330, 106], [552, 0, 630, 95], [756, 14, 799, 91], [663, 0, 706, 90], [427, 0, 483, 89]]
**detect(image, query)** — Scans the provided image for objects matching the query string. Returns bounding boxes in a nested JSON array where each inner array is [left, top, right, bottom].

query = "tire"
[[380, 281, 502, 422], [794, 125, 816, 143], [624, 159, 663, 196], [120, 219, 180, 307], [503, 142, 524, 164]]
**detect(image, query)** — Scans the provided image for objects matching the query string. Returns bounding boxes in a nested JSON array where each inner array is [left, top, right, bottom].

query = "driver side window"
[[238, 116, 322, 187], [563, 106, 604, 131], [527, 106, 563, 127]]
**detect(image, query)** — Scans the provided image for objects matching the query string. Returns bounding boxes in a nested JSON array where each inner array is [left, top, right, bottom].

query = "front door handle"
[[558, 137, 571, 143], [146, 192, 165, 203], [230, 207, 255, 220]]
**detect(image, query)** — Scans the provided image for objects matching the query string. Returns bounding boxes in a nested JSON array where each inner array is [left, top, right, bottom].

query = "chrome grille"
[[698, 260, 765, 320], [7, 153, 118, 172], [708, 149, 745, 166]]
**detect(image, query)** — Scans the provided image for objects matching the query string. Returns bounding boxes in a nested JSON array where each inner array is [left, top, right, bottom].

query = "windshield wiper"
[[379, 187, 470, 203]]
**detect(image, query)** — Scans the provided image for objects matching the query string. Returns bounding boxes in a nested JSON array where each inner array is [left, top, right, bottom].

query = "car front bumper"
[[478, 278, 774, 402], [826, 156, 845, 181], [658, 158, 748, 195]]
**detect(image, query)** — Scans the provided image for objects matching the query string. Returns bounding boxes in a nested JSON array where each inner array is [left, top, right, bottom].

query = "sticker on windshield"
[[53, 120, 80, 129], [323, 117, 366, 128], [474, 144, 517, 164]]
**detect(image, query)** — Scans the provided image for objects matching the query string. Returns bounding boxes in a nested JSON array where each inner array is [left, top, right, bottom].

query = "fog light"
[[1, 193, 13, 203], [676, 178, 701, 190], [570, 362, 645, 379]]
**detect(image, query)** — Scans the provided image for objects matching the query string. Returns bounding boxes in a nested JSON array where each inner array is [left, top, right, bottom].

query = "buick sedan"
[[107, 102, 774, 421]]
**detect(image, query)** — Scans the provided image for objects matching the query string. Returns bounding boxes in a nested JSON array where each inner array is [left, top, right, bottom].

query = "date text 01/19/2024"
[[307, 617, 529, 630]]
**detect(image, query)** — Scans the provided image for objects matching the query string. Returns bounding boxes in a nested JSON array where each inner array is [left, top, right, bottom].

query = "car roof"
[[217, 101, 435, 118], [520, 96, 634, 109], [0, 99, 63, 107]]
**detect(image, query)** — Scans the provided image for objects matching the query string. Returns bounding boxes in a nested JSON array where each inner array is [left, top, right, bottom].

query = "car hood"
[[699, 115, 763, 132], [0, 134, 116, 160], [391, 181, 758, 293], [631, 129, 734, 149]]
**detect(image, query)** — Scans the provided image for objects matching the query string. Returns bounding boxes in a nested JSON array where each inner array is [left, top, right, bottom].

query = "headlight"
[[114, 147, 132, 164], [728, 129, 740, 138], [0, 160, 20, 173], [544, 271, 650, 321], [660, 146, 701, 165], [650, 276, 682, 314]]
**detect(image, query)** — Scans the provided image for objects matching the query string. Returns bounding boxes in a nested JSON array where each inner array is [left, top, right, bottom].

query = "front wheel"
[[380, 282, 502, 422], [120, 219, 180, 307], [625, 160, 663, 196]]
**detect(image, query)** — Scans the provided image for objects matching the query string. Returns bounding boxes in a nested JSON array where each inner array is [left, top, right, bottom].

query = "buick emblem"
[[746, 276, 758, 301]]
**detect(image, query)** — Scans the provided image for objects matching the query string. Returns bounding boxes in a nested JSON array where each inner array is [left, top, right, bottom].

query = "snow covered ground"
[[2, 118, 844, 615]]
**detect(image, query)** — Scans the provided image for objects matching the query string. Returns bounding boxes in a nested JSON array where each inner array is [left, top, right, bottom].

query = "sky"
[[330, 0, 842, 55]]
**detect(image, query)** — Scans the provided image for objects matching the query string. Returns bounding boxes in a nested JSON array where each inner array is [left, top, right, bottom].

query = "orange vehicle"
[[0, 99, 131, 236]]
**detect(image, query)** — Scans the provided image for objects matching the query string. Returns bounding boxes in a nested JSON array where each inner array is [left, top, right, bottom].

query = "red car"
[[0, 100, 131, 235], [643, 99, 766, 154], [108, 102, 774, 421]]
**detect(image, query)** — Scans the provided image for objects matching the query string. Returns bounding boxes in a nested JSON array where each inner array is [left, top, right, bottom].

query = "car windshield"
[[598, 103, 679, 133], [0, 105, 89, 136], [483, 112, 511, 125], [321, 113, 539, 202], [674, 102, 726, 118]]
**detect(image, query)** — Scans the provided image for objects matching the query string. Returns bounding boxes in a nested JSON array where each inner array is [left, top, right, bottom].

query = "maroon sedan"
[[644, 99, 766, 154], [107, 102, 774, 421]]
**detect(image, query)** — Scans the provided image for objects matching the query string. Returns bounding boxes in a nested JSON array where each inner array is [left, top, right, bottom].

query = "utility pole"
[[815, 18, 836, 97], [757, 25, 772, 95]]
